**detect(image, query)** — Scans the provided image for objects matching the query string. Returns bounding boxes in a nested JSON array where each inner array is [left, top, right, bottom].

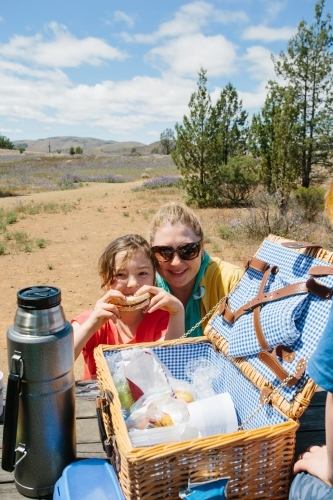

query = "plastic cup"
[[187, 392, 238, 437]]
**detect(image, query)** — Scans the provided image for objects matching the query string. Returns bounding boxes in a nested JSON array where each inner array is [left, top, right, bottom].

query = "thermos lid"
[[17, 286, 61, 310]]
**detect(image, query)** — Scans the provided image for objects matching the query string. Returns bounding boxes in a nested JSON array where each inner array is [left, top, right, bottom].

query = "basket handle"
[[95, 396, 113, 459]]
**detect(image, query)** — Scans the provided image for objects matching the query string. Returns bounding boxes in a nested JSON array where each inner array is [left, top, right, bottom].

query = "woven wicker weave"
[[94, 234, 333, 499]]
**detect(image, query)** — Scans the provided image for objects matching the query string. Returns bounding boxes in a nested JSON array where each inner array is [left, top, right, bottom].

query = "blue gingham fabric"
[[228, 272, 309, 357], [104, 342, 288, 430], [210, 240, 333, 402]]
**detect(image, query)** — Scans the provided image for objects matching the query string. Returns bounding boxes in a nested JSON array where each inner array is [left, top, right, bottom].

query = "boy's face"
[[109, 250, 154, 295]]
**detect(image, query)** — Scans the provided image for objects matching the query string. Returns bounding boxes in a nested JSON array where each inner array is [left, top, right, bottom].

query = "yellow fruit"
[[174, 390, 195, 403]]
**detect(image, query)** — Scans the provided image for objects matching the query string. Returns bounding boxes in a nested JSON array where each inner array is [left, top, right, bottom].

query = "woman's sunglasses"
[[151, 240, 202, 262]]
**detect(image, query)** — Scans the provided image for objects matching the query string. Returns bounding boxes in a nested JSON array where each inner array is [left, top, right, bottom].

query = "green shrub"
[[218, 225, 232, 240], [293, 186, 326, 222], [6, 212, 17, 225], [0, 242, 5, 255], [219, 156, 259, 206], [36, 238, 46, 248]]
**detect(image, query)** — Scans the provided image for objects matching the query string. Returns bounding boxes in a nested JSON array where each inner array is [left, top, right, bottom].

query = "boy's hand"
[[89, 290, 125, 327], [294, 445, 333, 487], [135, 285, 183, 315]]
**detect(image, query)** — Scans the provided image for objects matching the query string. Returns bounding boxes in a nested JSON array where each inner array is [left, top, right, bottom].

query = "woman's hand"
[[135, 285, 184, 340]]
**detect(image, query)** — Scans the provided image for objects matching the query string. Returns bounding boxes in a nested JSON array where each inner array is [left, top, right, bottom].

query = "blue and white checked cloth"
[[210, 240, 333, 402]]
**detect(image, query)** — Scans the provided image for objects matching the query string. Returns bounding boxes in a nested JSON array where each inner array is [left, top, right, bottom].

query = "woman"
[[149, 202, 244, 337]]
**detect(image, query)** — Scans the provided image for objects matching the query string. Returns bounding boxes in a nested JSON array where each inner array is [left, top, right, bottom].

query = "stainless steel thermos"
[[2, 286, 76, 498]]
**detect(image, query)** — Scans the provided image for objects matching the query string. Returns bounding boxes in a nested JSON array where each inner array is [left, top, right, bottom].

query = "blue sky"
[[0, 0, 326, 144]]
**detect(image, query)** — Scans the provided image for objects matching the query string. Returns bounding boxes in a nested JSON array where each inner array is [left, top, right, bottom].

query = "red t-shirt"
[[72, 309, 169, 379]]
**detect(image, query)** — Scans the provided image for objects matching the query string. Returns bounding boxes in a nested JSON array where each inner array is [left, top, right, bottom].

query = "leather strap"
[[223, 278, 332, 324], [253, 267, 275, 351], [258, 351, 306, 386], [274, 345, 295, 363], [281, 241, 323, 251], [243, 255, 270, 273], [309, 266, 333, 276]]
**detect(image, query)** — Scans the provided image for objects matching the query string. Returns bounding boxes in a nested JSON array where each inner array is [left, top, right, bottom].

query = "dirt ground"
[[0, 181, 256, 381]]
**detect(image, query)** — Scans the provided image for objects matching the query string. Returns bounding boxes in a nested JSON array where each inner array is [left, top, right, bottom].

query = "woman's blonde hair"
[[98, 234, 154, 289], [149, 202, 203, 244], [325, 182, 333, 223]]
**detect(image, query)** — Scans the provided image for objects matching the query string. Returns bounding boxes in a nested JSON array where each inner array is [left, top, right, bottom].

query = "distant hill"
[[12, 136, 151, 155]]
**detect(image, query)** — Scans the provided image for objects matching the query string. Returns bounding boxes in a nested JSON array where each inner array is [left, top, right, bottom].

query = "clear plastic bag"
[[126, 390, 189, 431], [185, 357, 220, 399], [124, 349, 172, 401]]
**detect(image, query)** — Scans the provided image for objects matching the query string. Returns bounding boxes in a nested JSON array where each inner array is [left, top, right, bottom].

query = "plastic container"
[[129, 424, 199, 447], [53, 459, 125, 500], [0, 371, 3, 417]]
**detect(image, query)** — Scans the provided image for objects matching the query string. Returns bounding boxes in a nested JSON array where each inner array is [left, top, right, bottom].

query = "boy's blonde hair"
[[149, 203, 203, 244], [98, 234, 154, 289]]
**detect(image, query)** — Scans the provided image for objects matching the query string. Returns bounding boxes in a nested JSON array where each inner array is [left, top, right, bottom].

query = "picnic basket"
[[94, 235, 333, 499]]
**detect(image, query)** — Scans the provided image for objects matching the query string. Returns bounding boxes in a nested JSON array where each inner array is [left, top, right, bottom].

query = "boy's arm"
[[293, 391, 333, 487], [164, 307, 185, 340], [72, 291, 122, 359], [326, 391, 333, 485], [73, 319, 99, 360]]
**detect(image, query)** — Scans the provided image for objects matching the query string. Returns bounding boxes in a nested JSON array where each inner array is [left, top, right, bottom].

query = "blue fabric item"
[[210, 240, 333, 402], [308, 306, 333, 392], [180, 477, 228, 499], [288, 472, 333, 500], [156, 252, 210, 337], [228, 272, 309, 357]]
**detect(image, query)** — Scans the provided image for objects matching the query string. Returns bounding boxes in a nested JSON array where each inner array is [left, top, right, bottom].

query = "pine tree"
[[250, 82, 302, 197], [172, 68, 221, 207], [273, 0, 333, 187], [215, 83, 248, 165]]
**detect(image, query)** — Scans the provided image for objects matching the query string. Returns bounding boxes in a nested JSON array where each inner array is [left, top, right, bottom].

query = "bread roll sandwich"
[[109, 292, 151, 311]]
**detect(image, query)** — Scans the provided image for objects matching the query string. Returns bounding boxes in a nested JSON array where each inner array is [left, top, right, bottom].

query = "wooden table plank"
[[0, 392, 103, 498]]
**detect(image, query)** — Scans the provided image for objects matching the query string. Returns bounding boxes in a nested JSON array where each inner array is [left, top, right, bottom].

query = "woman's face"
[[151, 222, 203, 293]]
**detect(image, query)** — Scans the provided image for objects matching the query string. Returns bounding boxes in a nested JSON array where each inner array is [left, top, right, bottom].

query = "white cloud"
[[147, 33, 237, 78], [113, 11, 134, 27], [146, 130, 160, 136], [263, 1, 286, 22], [242, 24, 296, 42], [122, 1, 248, 43], [0, 126, 23, 133], [0, 67, 196, 134], [0, 22, 128, 68], [242, 46, 276, 81]]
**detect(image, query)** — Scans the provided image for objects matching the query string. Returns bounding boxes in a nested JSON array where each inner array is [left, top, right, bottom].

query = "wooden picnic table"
[[0, 387, 326, 499], [0, 388, 105, 500]]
